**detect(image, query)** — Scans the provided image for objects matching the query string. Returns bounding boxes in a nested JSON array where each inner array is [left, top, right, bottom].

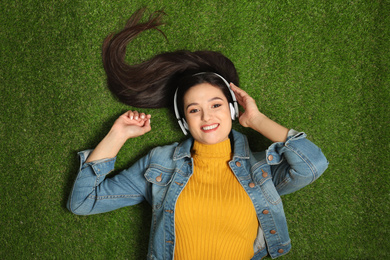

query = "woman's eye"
[[189, 108, 199, 113], [212, 104, 222, 108]]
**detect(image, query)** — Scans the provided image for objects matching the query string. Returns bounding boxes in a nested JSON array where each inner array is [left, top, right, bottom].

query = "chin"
[[190, 128, 231, 145], [197, 136, 228, 145]]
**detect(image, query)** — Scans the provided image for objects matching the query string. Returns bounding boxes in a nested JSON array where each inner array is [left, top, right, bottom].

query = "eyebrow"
[[186, 97, 224, 110]]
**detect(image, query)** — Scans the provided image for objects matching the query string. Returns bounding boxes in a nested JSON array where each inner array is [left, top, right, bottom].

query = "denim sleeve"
[[267, 129, 329, 196], [67, 149, 151, 215]]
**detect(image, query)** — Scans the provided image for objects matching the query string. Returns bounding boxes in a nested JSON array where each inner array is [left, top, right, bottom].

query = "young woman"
[[67, 9, 328, 260]]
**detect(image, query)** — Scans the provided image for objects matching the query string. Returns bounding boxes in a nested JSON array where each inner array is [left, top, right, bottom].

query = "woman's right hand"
[[111, 110, 152, 140], [85, 111, 151, 163]]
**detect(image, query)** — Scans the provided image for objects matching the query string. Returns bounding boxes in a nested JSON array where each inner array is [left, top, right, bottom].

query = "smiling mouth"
[[202, 124, 219, 131]]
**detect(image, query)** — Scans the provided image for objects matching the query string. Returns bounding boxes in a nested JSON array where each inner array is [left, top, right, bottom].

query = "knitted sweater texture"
[[174, 139, 259, 259]]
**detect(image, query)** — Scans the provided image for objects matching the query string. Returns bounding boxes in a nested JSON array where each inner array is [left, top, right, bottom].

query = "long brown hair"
[[102, 8, 239, 109]]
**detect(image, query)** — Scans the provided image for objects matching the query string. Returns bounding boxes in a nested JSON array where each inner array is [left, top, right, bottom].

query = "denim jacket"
[[67, 129, 328, 259]]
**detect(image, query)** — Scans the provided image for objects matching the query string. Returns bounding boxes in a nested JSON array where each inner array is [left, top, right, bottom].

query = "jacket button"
[[235, 161, 241, 167], [156, 176, 162, 182], [262, 210, 269, 215], [249, 182, 255, 188], [268, 155, 273, 161], [270, 230, 276, 234], [261, 169, 268, 178], [278, 249, 284, 253]]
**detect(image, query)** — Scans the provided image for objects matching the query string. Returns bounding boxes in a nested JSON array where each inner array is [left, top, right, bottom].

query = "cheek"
[[225, 118, 233, 130], [222, 107, 232, 120], [185, 115, 198, 129]]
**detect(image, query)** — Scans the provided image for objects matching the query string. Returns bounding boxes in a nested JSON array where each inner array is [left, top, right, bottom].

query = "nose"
[[201, 110, 211, 122]]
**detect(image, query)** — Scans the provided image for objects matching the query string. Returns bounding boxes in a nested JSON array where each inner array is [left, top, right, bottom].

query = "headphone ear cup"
[[178, 119, 188, 135], [182, 118, 189, 130], [229, 103, 236, 120]]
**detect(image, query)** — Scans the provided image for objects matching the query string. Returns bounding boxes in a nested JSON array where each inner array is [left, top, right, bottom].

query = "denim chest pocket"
[[144, 165, 174, 186], [252, 165, 281, 205], [144, 165, 175, 209]]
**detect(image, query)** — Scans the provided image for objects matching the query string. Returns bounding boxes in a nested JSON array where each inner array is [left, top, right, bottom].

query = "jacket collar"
[[172, 130, 250, 161]]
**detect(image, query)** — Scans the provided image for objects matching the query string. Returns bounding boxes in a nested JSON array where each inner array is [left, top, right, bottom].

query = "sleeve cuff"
[[287, 129, 300, 138], [266, 129, 306, 165], [78, 150, 117, 177]]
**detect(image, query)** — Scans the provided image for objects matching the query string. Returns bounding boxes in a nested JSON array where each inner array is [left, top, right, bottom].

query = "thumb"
[[143, 117, 152, 132]]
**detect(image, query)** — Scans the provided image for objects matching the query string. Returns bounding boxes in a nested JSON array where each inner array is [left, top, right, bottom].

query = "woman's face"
[[183, 83, 232, 145]]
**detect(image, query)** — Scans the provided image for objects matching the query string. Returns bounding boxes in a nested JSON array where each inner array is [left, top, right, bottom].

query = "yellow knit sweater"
[[174, 139, 259, 260]]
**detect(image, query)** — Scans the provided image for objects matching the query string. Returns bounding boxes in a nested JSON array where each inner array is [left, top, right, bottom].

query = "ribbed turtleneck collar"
[[191, 139, 232, 159]]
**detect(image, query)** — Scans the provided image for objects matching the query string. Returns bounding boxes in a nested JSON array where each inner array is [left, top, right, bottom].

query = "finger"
[[230, 84, 245, 101], [144, 115, 151, 126], [231, 84, 248, 98], [144, 114, 151, 123], [233, 91, 246, 106], [230, 82, 243, 93], [133, 111, 139, 120], [143, 116, 152, 132], [139, 112, 146, 120], [124, 110, 134, 120], [131, 111, 136, 120], [232, 87, 254, 107]]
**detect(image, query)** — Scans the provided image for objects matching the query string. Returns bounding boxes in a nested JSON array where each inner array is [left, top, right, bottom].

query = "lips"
[[202, 123, 219, 131]]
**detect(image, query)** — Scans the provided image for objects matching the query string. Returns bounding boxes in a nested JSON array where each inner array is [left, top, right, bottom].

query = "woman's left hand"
[[230, 83, 289, 142], [230, 83, 263, 128]]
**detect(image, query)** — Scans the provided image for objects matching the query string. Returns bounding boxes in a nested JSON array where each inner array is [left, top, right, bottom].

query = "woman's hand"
[[230, 83, 288, 142], [85, 110, 151, 163], [230, 83, 263, 128], [111, 110, 152, 140]]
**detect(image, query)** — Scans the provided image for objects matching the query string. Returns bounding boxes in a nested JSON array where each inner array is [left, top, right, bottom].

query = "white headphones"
[[173, 72, 239, 135]]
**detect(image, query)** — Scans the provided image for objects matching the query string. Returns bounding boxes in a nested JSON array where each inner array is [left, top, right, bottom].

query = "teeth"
[[203, 124, 218, 130]]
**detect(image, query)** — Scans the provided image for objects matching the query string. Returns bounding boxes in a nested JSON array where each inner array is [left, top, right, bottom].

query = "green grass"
[[1, 0, 389, 259]]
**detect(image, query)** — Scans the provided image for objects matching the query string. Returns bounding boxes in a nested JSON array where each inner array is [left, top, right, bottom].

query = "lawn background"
[[1, 0, 389, 259]]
